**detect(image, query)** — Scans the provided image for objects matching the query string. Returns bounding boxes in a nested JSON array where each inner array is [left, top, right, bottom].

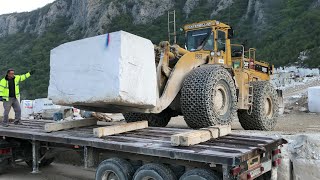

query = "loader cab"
[[185, 28, 213, 51], [184, 20, 233, 66]]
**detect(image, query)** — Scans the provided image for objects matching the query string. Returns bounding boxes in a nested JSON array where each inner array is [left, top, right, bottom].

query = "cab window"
[[186, 28, 212, 51], [202, 32, 214, 51], [217, 31, 226, 51]]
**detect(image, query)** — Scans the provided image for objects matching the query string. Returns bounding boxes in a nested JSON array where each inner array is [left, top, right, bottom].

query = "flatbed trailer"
[[0, 119, 286, 180]]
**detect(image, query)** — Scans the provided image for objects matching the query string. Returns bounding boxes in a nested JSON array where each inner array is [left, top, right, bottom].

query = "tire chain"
[[181, 65, 237, 129], [123, 109, 172, 127], [238, 81, 279, 130]]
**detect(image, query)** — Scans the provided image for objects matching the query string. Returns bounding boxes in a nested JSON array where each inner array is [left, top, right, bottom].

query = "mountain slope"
[[0, 0, 319, 99]]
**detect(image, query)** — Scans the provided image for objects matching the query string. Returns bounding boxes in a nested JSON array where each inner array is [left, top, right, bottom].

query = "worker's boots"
[[2, 123, 9, 127], [14, 121, 23, 125]]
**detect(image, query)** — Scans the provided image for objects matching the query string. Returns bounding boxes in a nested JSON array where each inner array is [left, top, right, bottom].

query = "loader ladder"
[[168, 10, 177, 44], [247, 83, 254, 114]]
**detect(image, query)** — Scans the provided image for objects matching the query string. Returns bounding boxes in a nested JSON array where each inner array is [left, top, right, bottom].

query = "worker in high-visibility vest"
[[0, 69, 34, 127]]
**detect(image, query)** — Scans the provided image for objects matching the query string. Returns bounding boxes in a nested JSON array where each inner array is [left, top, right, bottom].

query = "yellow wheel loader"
[[123, 20, 283, 130]]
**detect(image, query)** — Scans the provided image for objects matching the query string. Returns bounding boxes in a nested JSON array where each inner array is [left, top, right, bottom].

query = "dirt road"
[[167, 112, 320, 133], [0, 163, 95, 180], [283, 78, 320, 97]]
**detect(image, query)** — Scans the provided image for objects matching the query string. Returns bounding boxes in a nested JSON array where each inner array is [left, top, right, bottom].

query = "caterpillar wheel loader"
[[123, 20, 283, 131]]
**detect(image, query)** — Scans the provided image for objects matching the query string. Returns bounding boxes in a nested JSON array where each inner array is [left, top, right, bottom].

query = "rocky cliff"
[[0, 0, 319, 99], [0, 0, 273, 37]]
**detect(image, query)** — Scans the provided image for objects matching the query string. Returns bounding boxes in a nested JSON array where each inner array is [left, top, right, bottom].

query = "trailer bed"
[[0, 119, 284, 166]]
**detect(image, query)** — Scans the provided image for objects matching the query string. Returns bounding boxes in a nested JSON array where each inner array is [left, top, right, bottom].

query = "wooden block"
[[200, 128, 219, 138], [171, 129, 217, 146], [206, 125, 231, 136], [93, 121, 148, 138], [92, 112, 113, 121], [171, 125, 231, 146], [97, 121, 126, 126], [45, 118, 97, 133]]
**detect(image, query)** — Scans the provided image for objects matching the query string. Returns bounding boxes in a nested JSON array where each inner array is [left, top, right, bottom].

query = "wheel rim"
[[102, 170, 120, 180], [213, 84, 229, 115], [264, 96, 273, 118]]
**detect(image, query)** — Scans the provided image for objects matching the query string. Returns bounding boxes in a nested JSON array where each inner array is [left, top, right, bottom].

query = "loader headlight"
[[210, 52, 215, 56], [216, 51, 221, 56]]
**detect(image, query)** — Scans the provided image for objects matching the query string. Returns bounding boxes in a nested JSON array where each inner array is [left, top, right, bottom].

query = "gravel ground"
[[168, 112, 320, 133], [0, 163, 95, 180]]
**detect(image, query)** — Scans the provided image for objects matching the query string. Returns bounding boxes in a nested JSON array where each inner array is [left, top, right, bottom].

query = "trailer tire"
[[95, 158, 134, 180], [123, 109, 172, 127], [238, 81, 279, 130], [180, 168, 222, 180], [181, 65, 237, 129], [133, 163, 177, 180]]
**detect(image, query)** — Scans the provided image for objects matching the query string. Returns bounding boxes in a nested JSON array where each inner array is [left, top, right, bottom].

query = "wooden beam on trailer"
[[44, 118, 97, 133], [171, 125, 231, 146], [96, 121, 126, 126], [93, 121, 148, 138]]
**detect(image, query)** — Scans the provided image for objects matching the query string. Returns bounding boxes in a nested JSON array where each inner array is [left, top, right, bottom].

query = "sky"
[[0, 0, 55, 15]]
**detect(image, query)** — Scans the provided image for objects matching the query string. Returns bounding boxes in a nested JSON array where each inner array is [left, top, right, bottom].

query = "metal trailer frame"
[[0, 119, 286, 180]]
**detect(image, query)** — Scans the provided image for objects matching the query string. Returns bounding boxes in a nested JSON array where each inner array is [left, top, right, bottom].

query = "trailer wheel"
[[181, 65, 237, 129], [179, 169, 222, 180], [95, 158, 134, 180], [238, 81, 279, 130], [133, 163, 177, 180], [123, 109, 172, 127]]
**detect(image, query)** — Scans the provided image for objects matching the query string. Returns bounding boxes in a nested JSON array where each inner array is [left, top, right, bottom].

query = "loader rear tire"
[[123, 113, 147, 123], [123, 109, 172, 127], [181, 65, 237, 129], [238, 81, 279, 131]]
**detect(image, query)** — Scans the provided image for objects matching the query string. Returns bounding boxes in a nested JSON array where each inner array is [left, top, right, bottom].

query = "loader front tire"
[[181, 65, 237, 129], [123, 109, 172, 127], [238, 81, 279, 131]]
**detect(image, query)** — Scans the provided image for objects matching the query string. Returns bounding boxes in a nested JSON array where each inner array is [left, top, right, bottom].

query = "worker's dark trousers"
[[2, 97, 21, 125]]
